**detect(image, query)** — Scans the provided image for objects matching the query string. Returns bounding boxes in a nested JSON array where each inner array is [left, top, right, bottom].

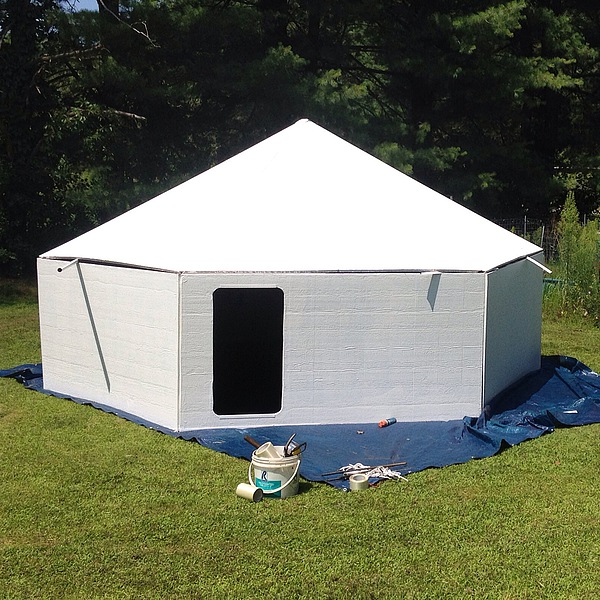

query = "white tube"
[[254, 441, 281, 459], [526, 256, 552, 274], [236, 483, 263, 502], [57, 258, 79, 273]]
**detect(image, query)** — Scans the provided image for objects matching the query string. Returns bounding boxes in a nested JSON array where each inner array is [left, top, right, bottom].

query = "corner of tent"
[[37, 256, 182, 431]]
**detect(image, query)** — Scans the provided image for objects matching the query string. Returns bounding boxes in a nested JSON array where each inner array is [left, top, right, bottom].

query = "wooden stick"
[[243, 435, 261, 449]]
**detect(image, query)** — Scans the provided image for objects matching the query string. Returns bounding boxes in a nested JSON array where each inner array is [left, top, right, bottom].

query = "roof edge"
[[39, 256, 497, 275]]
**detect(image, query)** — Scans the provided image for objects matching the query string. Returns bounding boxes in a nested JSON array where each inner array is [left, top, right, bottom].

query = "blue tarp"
[[2, 356, 600, 489]]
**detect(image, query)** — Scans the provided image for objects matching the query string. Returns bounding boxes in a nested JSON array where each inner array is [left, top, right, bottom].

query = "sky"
[[69, 0, 99, 11]]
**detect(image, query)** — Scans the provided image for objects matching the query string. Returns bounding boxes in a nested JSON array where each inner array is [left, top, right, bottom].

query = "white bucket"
[[249, 445, 301, 499]]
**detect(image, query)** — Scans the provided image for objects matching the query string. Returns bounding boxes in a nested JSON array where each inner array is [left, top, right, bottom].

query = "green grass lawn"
[[1, 284, 599, 599]]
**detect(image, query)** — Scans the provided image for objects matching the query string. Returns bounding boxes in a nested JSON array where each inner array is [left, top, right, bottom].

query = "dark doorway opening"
[[213, 288, 284, 415]]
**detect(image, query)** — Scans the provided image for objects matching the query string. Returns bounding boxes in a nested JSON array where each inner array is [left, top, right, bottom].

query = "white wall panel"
[[483, 256, 543, 403], [38, 259, 180, 429], [179, 272, 486, 429]]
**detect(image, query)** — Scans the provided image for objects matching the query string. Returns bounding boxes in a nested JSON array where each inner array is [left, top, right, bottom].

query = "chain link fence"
[[492, 217, 559, 262]]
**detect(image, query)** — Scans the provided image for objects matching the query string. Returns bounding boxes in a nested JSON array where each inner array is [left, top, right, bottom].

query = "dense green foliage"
[[1, 1, 600, 273], [1, 289, 599, 599], [544, 191, 600, 323]]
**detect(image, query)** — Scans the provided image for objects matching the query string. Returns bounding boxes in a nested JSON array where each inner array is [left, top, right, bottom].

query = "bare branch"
[[97, 0, 158, 47], [109, 108, 146, 122]]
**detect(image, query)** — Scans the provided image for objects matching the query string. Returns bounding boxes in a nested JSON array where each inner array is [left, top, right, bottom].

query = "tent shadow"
[[483, 355, 579, 419]]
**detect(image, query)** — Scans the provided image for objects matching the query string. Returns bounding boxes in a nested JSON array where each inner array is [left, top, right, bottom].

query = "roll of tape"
[[349, 473, 369, 491]]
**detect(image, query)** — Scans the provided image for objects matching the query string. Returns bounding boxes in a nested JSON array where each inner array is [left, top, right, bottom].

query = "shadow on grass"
[[0, 279, 38, 306], [298, 480, 316, 494]]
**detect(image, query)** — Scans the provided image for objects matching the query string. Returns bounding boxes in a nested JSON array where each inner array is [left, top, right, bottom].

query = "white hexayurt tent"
[[37, 119, 545, 431]]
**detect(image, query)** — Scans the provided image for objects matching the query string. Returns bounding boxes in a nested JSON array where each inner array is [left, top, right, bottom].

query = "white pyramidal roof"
[[42, 119, 541, 273]]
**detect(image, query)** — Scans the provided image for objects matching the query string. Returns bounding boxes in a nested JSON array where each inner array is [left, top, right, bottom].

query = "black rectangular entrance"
[[212, 287, 284, 415]]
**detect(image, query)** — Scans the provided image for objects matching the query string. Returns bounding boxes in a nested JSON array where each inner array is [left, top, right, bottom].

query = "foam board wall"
[[38, 259, 180, 429], [483, 255, 544, 403], [38, 259, 542, 432], [179, 271, 486, 429]]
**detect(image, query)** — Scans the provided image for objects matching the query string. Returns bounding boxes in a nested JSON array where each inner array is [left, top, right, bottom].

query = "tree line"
[[1, 0, 599, 274]]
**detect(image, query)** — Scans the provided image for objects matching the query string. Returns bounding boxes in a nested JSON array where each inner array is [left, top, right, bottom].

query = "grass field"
[[1, 282, 599, 599]]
